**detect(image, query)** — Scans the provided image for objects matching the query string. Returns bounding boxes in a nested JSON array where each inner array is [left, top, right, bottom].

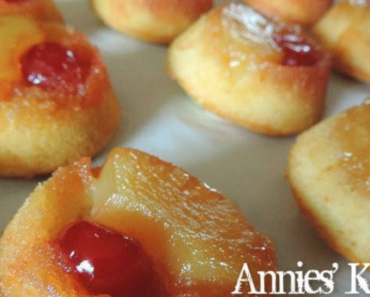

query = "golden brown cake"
[[0, 0, 63, 22], [0, 15, 119, 177], [0, 147, 277, 296], [313, 0, 370, 83], [288, 101, 370, 263], [244, 0, 333, 27], [90, 0, 213, 44], [168, 3, 331, 136]]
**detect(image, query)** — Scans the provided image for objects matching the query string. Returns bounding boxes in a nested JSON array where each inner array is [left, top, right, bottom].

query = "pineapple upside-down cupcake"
[[288, 100, 370, 264], [168, 3, 331, 136], [0, 147, 277, 297], [90, 0, 213, 44], [0, 15, 119, 177], [313, 0, 370, 84], [244, 0, 332, 27]]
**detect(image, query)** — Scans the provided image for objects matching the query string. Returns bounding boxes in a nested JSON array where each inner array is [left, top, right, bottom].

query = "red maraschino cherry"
[[59, 221, 157, 297], [274, 32, 323, 67], [21, 42, 90, 94]]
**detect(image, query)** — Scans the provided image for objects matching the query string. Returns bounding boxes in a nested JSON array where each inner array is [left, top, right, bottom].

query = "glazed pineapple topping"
[[274, 32, 322, 67], [21, 42, 90, 94], [59, 221, 159, 297], [221, 4, 323, 68]]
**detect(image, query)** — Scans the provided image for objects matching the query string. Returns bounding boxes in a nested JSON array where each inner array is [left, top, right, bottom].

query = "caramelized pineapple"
[[288, 101, 370, 263], [0, 148, 276, 296]]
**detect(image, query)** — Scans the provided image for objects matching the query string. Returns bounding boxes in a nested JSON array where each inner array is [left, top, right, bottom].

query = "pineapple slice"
[[0, 148, 276, 296], [288, 101, 370, 263]]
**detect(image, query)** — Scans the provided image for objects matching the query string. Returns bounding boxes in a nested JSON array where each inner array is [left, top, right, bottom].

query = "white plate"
[[0, 1, 370, 296]]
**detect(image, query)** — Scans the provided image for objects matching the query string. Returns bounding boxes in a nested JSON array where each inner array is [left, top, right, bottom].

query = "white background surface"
[[1, 0, 370, 296]]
